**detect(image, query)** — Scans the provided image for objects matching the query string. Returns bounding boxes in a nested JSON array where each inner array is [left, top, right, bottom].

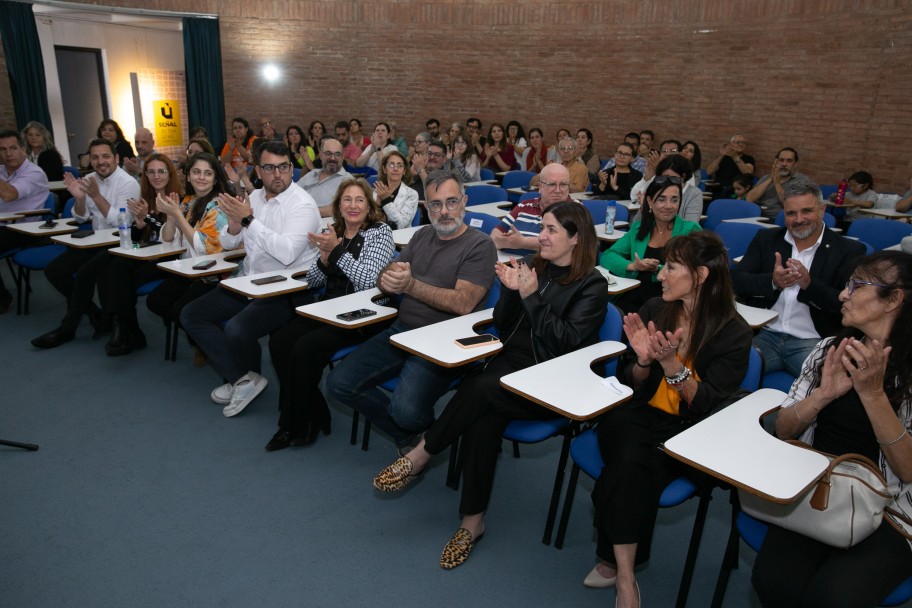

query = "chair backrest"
[[775, 209, 835, 228], [484, 278, 501, 309], [479, 168, 495, 181], [62, 197, 76, 218], [463, 210, 501, 235], [583, 200, 629, 225], [410, 206, 422, 227], [712, 222, 767, 265], [599, 303, 624, 377], [819, 184, 839, 200], [62, 165, 80, 179], [518, 191, 539, 203], [292, 167, 302, 182], [847, 218, 912, 251], [704, 199, 761, 231], [739, 347, 763, 392], [366, 175, 378, 186], [41, 192, 57, 218], [501, 170, 536, 190], [465, 185, 508, 206]]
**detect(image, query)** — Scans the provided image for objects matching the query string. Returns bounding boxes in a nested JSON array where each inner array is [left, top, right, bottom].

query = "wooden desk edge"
[[388, 317, 499, 368], [298, 308, 396, 329], [221, 279, 309, 299]]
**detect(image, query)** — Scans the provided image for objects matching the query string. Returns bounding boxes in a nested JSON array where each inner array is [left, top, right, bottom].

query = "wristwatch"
[[241, 214, 254, 228]]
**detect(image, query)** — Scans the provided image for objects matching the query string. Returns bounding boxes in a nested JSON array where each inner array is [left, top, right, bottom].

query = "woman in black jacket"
[[371, 201, 609, 569]]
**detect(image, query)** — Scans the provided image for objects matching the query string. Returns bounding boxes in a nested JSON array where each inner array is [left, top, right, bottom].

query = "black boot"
[[105, 315, 132, 356], [88, 303, 111, 339]]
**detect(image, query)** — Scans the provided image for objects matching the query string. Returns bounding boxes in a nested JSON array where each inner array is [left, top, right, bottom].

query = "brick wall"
[[2, 0, 910, 191]]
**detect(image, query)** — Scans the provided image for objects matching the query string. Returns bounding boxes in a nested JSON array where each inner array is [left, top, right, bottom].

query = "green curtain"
[[0, 0, 53, 130], [183, 17, 226, 151]]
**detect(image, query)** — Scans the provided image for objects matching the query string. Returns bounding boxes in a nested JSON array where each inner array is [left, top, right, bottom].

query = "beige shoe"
[[583, 564, 617, 588]]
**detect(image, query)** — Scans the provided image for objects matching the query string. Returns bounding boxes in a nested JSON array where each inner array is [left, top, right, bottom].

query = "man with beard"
[[425, 118, 440, 141], [297, 136, 349, 215], [326, 170, 496, 452], [32, 139, 139, 347], [181, 141, 320, 417], [746, 146, 804, 220], [733, 177, 866, 376]]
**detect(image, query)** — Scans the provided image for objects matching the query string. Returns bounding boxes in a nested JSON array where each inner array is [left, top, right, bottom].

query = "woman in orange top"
[[219, 117, 255, 168]]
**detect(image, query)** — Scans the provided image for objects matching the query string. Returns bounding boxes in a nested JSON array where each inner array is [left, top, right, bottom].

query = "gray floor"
[[0, 269, 764, 607]]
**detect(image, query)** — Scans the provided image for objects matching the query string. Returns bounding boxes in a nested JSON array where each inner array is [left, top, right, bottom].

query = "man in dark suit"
[[733, 177, 867, 376]]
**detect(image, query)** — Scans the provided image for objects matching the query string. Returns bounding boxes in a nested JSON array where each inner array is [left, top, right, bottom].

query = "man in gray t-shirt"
[[326, 170, 496, 449], [296, 137, 350, 215], [746, 146, 804, 220]]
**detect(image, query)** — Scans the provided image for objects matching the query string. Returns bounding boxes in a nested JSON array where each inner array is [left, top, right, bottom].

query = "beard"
[[431, 209, 465, 237]]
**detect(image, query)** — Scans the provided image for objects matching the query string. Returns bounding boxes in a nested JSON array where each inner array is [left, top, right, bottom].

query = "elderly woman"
[[354, 122, 398, 170], [22, 121, 64, 180], [147, 153, 231, 338], [96, 153, 183, 355], [371, 201, 609, 569], [266, 178, 395, 451], [587, 231, 752, 608], [752, 251, 912, 607], [600, 178, 702, 314], [373, 150, 418, 230]]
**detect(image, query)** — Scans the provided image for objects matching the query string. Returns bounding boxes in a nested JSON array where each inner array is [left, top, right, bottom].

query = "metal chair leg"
[[554, 462, 582, 549], [674, 489, 713, 608], [542, 430, 573, 545]]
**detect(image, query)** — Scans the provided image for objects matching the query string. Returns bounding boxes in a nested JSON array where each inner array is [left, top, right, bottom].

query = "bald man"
[[123, 128, 155, 178], [491, 163, 575, 253]]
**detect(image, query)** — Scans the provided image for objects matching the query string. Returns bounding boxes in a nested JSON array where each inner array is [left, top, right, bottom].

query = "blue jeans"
[[324, 322, 462, 446], [753, 329, 821, 378]]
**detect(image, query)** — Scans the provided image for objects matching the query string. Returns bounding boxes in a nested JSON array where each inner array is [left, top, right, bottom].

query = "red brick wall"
[[3, 0, 910, 191]]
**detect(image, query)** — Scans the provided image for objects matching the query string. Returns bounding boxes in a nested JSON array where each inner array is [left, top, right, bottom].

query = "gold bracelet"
[[793, 403, 815, 424], [878, 429, 909, 446]]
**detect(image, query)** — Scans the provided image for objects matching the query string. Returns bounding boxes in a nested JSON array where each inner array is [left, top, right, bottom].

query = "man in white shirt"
[[32, 139, 139, 347], [181, 141, 320, 417], [0, 129, 50, 313], [296, 136, 349, 214], [733, 178, 867, 376]]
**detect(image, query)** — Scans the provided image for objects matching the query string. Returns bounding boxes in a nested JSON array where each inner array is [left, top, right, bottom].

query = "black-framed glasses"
[[654, 175, 683, 186], [845, 278, 892, 296], [321, 151, 343, 159], [145, 168, 168, 176], [260, 162, 293, 174], [540, 180, 570, 190], [427, 151, 445, 158], [427, 197, 462, 213]]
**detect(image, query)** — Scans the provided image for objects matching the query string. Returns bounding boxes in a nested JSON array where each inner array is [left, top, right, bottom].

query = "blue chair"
[[479, 168, 495, 181], [774, 209, 835, 229], [761, 370, 796, 393], [819, 184, 839, 200], [583, 200, 630, 226], [712, 512, 912, 607], [292, 167, 302, 182], [465, 185, 508, 207], [62, 165, 80, 179], [366, 175, 378, 186], [502, 171, 536, 203], [847, 218, 912, 251], [703, 199, 761, 231], [463, 211, 501, 235], [518, 191, 539, 203], [348, 166, 377, 178], [713, 222, 767, 266]]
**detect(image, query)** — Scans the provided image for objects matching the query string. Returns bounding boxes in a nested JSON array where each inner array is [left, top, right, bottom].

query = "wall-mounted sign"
[[153, 100, 182, 146]]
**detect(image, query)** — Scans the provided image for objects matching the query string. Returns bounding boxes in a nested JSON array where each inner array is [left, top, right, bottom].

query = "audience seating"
[[501, 171, 536, 203], [462, 211, 501, 235], [465, 185, 508, 207], [11, 197, 76, 314], [847, 218, 912, 251], [703, 199, 761, 231], [518, 191, 539, 203], [583, 200, 630, 226], [62, 165, 80, 179], [712, 222, 767, 266], [479, 168, 495, 181]]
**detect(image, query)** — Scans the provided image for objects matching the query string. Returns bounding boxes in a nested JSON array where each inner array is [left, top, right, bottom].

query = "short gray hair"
[[415, 131, 431, 144], [782, 175, 822, 203], [425, 169, 463, 196]]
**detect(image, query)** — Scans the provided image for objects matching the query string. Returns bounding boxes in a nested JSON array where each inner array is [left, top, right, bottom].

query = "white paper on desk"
[[601, 376, 631, 397]]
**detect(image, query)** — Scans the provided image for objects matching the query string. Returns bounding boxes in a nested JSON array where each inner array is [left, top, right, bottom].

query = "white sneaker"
[[222, 372, 268, 417], [210, 383, 233, 405]]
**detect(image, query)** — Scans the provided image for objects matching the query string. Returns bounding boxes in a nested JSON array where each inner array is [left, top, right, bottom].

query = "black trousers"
[[146, 275, 217, 326], [44, 248, 112, 331], [97, 255, 163, 317], [591, 405, 688, 566], [752, 520, 912, 608], [423, 349, 553, 516], [267, 315, 390, 434]]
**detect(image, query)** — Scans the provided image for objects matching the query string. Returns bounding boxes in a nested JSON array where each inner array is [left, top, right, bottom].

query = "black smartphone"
[[39, 220, 57, 229], [192, 260, 218, 270], [454, 334, 499, 348], [251, 275, 288, 286], [336, 308, 377, 322], [71, 230, 95, 239], [138, 240, 161, 249]]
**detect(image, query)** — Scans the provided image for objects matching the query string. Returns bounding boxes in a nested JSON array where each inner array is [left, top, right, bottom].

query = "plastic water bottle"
[[604, 200, 617, 235], [118, 207, 131, 249]]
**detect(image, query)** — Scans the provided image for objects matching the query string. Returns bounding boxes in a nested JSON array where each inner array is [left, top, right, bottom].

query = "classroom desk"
[[464, 180, 498, 187], [663, 388, 829, 502], [296, 287, 398, 329], [47, 180, 66, 190], [108, 241, 186, 260], [157, 251, 244, 278], [569, 192, 591, 201], [506, 186, 535, 197], [500, 341, 631, 420], [857, 207, 912, 220], [736, 302, 779, 329], [595, 225, 626, 242], [0, 212, 25, 222], [722, 217, 775, 228], [6, 219, 78, 237], [51, 230, 119, 249], [594, 265, 642, 294], [392, 225, 424, 248], [14, 208, 51, 218], [466, 201, 513, 217], [219, 267, 309, 298], [389, 308, 499, 367]]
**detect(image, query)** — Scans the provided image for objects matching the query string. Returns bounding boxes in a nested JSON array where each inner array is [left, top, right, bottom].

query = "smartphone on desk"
[[71, 230, 95, 238], [250, 275, 287, 286], [454, 334, 499, 348], [39, 220, 57, 229], [192, 260, 217, 270], [138, 240, 161, 249], [336, 308, 377, 322]]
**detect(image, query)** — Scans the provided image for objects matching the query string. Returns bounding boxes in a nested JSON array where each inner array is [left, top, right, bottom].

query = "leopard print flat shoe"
[[439, 527, 484, 570], [372, 456, 416, 492]]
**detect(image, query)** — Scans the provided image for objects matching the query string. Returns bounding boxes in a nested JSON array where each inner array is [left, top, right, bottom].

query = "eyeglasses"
[[844, 278, 892, 296], [558, 146, 576, 152], [386, 162, 405, 170], [540, 180, 570, 190], [427, 197, 462, 213], [145, 168, 169, 176], [322, 151, 343, 159], [427, 151, 445, 158], [654, 175, 683, 186], [615, 151, 633, 158], [259, 162, 293, 174], [732, 140, 747, 145], [661, 148, 679, 154]]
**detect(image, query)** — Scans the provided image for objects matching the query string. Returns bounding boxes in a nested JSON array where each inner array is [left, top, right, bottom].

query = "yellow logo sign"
[[153, 100, 182, 146]]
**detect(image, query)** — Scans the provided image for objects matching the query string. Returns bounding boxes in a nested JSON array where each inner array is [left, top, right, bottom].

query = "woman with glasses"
[[480, 122, 515, 172], [593, 143, 643, 200], [630, 155, 704, 224], [96, 153, 183, 355], [601, 178, 702, 314], [354, 122, 398, 170], [588, 231, 752, 608], [451, 131, 481, 183], [752, 251, 912, 607], [371, 201, 609, 570], [373, 150, 419, 230]]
